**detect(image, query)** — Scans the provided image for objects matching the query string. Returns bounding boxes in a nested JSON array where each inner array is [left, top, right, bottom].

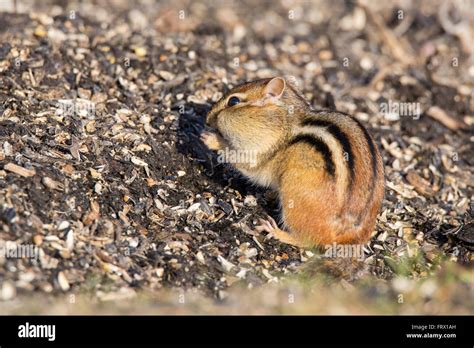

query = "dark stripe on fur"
[[349, 116, 378, 181], [289, 134, 335, 177], [301, 118, 355, 189], [347, 115, 380, 223]]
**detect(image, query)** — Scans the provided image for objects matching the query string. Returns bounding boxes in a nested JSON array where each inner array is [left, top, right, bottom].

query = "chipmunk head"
[[206, 77, 305, 157]]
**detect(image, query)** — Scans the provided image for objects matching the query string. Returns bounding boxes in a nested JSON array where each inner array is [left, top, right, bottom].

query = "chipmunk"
[[201, 77, 384, 248]]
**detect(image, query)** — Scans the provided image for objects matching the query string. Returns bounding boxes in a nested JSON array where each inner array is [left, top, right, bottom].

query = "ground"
[[0, 0, 472, 314]]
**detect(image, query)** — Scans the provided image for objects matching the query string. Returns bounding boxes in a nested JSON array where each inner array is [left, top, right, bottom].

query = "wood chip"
[[4, 163, 36, 177], [83, 200, 100, 225], [57, 271, 70, 291], [406, 170, 436, 197], [426, 106, 467, 130], [217, 255, 235, 272], [42, 177, 64, 191]]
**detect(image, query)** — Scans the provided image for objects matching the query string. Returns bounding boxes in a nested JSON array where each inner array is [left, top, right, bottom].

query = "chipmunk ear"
[[263, 77, 286, 99]]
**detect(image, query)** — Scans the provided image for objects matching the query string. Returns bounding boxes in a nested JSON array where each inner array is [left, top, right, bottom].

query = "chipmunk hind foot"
[[255, 216, 308, 248]]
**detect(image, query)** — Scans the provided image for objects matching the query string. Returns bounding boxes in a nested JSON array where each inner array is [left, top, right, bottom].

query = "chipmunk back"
[[202, 77, 384, 247]]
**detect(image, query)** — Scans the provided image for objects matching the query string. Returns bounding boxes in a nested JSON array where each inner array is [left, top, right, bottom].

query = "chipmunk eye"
[[227, 96, 240, 107]]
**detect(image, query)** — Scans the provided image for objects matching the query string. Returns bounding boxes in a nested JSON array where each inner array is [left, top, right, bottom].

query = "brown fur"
[[202, 77, 384, 247]]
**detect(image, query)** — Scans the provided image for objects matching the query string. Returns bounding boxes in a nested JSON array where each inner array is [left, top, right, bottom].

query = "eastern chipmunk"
[[201, 77, 384, 248]]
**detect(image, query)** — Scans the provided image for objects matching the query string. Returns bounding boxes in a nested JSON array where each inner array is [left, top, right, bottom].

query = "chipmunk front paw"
[[201, 131, 223, 150]]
